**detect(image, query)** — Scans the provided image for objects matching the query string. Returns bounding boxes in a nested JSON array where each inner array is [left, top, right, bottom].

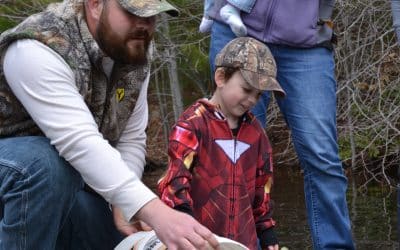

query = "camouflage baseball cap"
[[118, 0, 179, 17], [214, 37, 285, 97]]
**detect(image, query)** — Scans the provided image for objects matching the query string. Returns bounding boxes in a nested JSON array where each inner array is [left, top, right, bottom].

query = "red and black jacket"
[[158, 99, 276, 249]]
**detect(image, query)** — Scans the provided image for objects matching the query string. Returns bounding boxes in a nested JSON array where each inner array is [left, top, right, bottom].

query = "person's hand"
[[135, 198, 220, 250], [266, 244, 279, 250], [112, 206, 152, 236]]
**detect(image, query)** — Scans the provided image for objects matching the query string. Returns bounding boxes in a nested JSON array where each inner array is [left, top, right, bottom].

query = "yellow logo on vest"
[[116, 88, 125, 102]]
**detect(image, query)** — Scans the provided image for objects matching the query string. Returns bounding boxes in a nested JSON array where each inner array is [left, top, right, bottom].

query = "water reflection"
[[273, 167, 399, 249]]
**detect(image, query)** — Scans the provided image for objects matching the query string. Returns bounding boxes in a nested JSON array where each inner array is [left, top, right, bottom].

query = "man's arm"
[[3, 39, 156, 220]]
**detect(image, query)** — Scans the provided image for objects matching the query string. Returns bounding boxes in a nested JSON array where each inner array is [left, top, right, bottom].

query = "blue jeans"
[[0, 136, 123, 250], [210, 21, 355, 250]]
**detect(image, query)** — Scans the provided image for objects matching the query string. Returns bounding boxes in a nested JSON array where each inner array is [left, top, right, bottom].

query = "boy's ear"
[[214, 68, 225, 87]]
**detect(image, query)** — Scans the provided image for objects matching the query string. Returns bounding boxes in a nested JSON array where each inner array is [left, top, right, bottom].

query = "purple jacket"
[[209, 0, 335, 48]]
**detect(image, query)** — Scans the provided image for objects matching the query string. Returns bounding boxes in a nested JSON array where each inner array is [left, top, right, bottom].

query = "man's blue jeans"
[[0, 136, 123, 249], [210, 21, 355, 249]]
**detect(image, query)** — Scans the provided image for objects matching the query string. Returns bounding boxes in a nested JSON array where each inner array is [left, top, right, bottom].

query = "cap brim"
[[241, 69, 286, 98], [120, 0, 179, 18]]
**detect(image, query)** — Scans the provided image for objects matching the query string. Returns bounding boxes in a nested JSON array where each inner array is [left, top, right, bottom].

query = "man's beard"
[[95, 10, 152, 65]]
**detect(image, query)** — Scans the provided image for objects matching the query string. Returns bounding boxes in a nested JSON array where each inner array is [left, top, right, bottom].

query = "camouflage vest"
[[0, 0, 149, 145]]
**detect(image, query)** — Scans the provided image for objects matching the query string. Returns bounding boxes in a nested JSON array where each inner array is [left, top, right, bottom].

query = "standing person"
[[199, 0, 255, 37], [158, 37, 286, 250], [390, 0, 400, 244], [0, 0, 220, 249], [206, 0, 355, 249]]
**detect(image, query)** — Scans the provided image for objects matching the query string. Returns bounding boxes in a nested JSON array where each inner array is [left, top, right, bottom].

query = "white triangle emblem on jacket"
[[215, 139, 250, 164]]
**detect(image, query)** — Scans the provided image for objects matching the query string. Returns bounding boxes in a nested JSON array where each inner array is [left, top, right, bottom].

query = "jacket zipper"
[[229, 135, 237, 238], [229, 121, 244, 238]]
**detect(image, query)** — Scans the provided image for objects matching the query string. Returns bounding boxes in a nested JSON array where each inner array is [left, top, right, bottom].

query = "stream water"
[[273, 167, 399, 249]]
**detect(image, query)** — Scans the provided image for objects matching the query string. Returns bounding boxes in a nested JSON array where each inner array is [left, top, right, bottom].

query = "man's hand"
[[113, 206, 152, 236], [135, 199, 220, 250]]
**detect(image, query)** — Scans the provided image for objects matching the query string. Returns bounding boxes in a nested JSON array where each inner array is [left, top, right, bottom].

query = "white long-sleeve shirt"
[[2, 39, 157, 221]]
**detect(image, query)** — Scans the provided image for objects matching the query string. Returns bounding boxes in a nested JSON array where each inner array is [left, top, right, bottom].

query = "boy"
[[158, 37, 285, 250], [199, 0, 255, 37]]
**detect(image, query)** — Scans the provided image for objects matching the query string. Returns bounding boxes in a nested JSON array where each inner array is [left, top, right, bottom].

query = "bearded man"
[[0, 0, 219, 249]]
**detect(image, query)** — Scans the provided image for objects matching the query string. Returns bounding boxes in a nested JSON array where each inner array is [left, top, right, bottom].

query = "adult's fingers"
[[164, 237, 198, 250], [159, 221, 218, 249], [194, 225, 219, 249]]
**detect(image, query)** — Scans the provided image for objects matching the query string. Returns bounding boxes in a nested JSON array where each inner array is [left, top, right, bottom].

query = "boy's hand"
[[266, 244, 279, 250]]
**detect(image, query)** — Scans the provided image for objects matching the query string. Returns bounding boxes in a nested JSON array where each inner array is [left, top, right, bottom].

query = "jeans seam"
[[308, 172, 321, 249], [10, 165, 30, 250], [20, 189, 28, 250], [0, 159, 25, 174], [19, 166, 30, 250], [1, 158, 37, 250]]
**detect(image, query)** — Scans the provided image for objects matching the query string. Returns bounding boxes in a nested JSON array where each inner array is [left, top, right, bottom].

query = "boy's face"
[[215, 70, 262, 120]]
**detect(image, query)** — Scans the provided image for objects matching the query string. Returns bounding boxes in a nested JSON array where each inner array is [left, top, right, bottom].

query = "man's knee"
[[28, 138, 83, 192], [0, 136, 83, 191]]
